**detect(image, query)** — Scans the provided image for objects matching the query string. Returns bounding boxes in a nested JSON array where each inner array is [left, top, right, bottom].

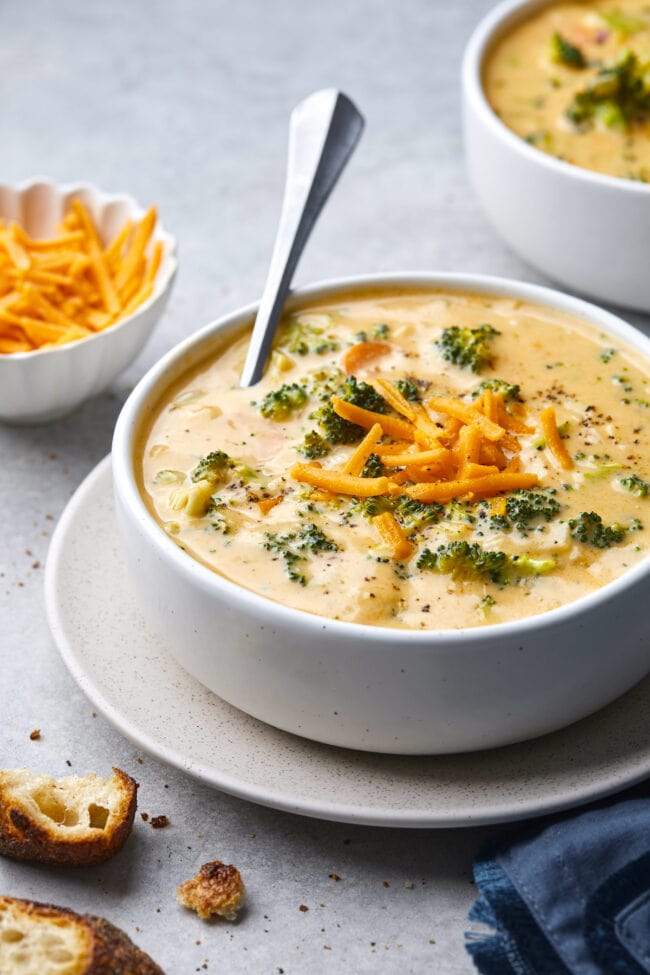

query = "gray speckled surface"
[[2, 1, 650, 972]]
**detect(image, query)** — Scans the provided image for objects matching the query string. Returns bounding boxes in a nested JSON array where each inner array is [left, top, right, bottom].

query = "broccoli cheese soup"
[[484, 0, 650, 180], [139, 289, 650, 630]]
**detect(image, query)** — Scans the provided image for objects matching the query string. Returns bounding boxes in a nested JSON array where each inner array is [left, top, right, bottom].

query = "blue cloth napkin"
[[466, 791, 650, 975]]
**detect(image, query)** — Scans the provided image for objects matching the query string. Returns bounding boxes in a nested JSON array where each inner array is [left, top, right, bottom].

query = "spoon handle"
[[239, 89, 364, 387]]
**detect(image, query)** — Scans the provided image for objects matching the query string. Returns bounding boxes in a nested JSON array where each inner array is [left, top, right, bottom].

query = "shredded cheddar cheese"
[[372, 511, 413, 560], [289, 463, 392, 497], [288, 382, 547, 556], [342, 422, 384, 476], [540, 406, 574, 470], [331, 398, 415, 441], [0, 199, 161, 354]]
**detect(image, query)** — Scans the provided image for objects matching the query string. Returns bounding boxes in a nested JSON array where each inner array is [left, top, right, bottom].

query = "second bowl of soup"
[[113, 273, 650, 753], [463, 0, 650, 310]]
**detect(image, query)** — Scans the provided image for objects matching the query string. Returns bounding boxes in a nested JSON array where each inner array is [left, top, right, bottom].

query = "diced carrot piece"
[[257, 497, 283, 514], [342, 341, 391, 375]]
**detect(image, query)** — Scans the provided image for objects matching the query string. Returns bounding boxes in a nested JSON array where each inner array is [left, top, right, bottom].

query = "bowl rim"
[[461, 0, 650, 195], [113, 270, 650, 645], [0, 177, 178, 362]]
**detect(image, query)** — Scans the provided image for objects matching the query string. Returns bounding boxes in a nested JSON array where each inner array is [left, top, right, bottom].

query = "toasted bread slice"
[[176, 860, 245, 920], [0, 768, 137, 866], [0, 896, 164, 974]]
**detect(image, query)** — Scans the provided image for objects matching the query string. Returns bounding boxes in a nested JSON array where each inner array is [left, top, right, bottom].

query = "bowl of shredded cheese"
[[0, 178, 177, 423]]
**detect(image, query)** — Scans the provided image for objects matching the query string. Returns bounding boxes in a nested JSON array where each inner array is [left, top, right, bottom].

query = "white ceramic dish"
[[112, 271, 650, 755], [0, 179, 177, 424], [45, 456, 650, 827], [462, 0, 650, 312]]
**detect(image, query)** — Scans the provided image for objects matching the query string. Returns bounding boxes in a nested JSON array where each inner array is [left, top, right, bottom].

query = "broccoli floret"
[[259, 382, 308, 420], [313, 376, 388, 446], [503, 490, 562, 533], [550, 32, 586, 68], [620, 474, 650, 497], [471, 378, 521, 402], [417, 540, 555, 585], [174, 456, 234, 518], [417, 541, 506, 582], [295, 523, 339, 554], [315, 404, 363, 445], [395, 378, 422, 403], [568, 511, 628, 548], [566, 52, 650, 130], [361, 453, 385, 478], [582, 463, 621, 480], [263, 523, 339, 585], [206, 498, 230, 535], [278, 317, 339, 356], [393, 496, 444, 531], [502, 554, 557, 579], [436, 324, 500, 373], [444, 500, 477, 525], [350, 324, 390, 343], [341, 375, 387, 412], [305, 367, 346, 401], [298, 431, 330, 460], [191, 450, 233, 483], [354, 496, 392, 519]]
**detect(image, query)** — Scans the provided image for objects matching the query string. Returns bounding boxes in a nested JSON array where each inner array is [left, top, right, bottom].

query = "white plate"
[[45, 456, 650, 828]]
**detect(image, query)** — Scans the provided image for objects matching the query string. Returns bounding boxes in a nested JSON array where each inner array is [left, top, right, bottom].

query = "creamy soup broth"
[[139, 289, 650, 629], [484, 0, 650, 180]]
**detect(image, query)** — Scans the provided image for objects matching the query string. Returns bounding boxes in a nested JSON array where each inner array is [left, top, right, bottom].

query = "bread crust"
[[0, 896, 165, 974], [176, 860, 245, 920], [0, 767, 137, 866]]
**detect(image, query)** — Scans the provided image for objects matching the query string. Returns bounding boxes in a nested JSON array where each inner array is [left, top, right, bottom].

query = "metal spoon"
[[239, 89, 364, 387]]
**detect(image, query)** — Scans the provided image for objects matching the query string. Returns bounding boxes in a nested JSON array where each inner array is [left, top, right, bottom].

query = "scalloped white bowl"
[[0, 179, 177, 424], [113, 271, 650, 755], [462, 0, 650, 312]]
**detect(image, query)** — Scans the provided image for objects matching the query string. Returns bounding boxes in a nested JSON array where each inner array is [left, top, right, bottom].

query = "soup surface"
[[484, 0, 650, 180], [140, 289, 650, 629]]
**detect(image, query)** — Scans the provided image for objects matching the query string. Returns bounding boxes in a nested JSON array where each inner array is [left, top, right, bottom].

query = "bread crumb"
[[299, 904, 309, 913], [141, 812, 149, 822], [177, 860, 245, 921], [150, 815, 169, 829], [29, 729, 41, 741], [328, 873, 341, 881]]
